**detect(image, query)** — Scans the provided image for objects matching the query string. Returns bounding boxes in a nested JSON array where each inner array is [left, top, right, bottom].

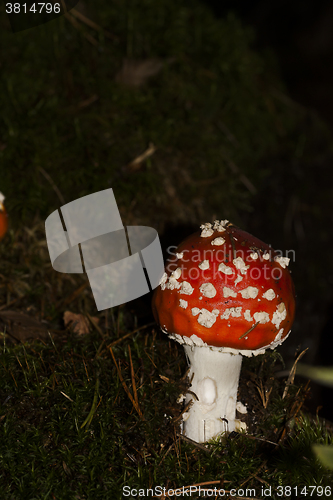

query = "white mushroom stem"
[[183, 345, 243, 443]]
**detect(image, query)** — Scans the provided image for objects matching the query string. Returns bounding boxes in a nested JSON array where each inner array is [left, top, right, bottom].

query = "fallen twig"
[[109, 347, 144, 420], [282, 348, 308, 399], [106, 322, 155, 349]]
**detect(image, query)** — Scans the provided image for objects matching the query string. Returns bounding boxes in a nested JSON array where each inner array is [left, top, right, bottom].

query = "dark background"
[[204, 0, 333, 126]]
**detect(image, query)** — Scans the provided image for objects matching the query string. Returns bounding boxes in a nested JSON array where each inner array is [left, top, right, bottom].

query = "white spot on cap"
[[253, 311, 269, 325], [263, 252, 270, 260], [250, 252, 258, 260], [274, 256, 290, 268], [253, 311, 270, 324], [179, 299, 188, 309], [233, 257, 250, 275], [200, 223, 214, 237], [263, 289, 276, 301], [159, 272, 168, 290], [213, 220, 229, 232], [164, 268, 182, 290], [234, 275, 243, 285], [199, 260, 210, 270], [223, 287, 237, 298], [196, 308, 219, 328], [200, 283, 217, 298], [240, 286, 259, 299], [176, 252, 184, 259], [180, 281, 194, 295], [166, 278, 181, 290], [272, 302, 286, 328], [211, 237, 225, 246], [171, 267, 182, 279], [219, 263, 233, 275], [221, 307, 242, 319], [192, 307, 200, 316], [244, 310, 252, 322]]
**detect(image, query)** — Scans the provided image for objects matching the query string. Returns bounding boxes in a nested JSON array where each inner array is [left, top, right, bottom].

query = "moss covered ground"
[[0, 0, 310, 230], [0, 213, 332, 499]]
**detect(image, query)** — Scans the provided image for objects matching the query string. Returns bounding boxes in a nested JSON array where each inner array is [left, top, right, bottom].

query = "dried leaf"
[[115, 58, 165, 87], [64, 311, 99, 336]]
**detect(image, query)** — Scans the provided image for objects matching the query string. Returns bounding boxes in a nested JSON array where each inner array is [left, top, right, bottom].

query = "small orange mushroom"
[[0, 192, 8, 241]]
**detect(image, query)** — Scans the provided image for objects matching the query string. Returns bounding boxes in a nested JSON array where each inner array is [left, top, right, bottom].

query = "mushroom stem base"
[[183, 345, 242, 443]]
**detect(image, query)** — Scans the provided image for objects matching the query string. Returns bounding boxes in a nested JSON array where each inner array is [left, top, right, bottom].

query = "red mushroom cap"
[[152, 220, 295, 354]]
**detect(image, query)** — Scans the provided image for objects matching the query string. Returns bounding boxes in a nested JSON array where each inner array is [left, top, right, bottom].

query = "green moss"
[[0, 331, 332, 499]]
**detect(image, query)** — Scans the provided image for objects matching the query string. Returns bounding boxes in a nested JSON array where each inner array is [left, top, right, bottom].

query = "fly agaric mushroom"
[[0, 192, 8, 241], [152, 220, 295, 443]]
